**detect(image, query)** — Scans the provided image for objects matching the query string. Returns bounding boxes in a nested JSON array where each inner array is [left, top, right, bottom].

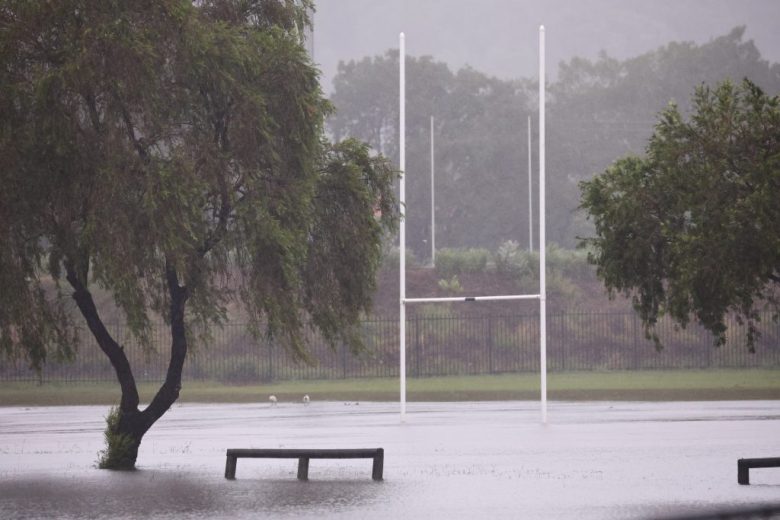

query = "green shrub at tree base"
[[96, 406, 137, 470]]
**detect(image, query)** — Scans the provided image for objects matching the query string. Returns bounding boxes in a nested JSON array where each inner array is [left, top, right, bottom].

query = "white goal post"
[[398, 27, 547, 423]]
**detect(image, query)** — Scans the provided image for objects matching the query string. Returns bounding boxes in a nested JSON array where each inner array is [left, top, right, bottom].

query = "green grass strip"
[[1, 369, 778, 406]]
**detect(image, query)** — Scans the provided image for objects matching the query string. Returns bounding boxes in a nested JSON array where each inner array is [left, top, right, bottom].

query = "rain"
[[1, 1, 779, 519]]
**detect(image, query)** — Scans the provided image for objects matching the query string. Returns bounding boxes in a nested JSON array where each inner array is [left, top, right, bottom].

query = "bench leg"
[[372, 449, 384, 481], [738, 460, 749, 485], [225, 455, 237, 480], [297, 457, 310, 481]]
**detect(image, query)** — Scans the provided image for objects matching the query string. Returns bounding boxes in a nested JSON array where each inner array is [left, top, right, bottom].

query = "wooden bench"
[[738, 457, 780, 485], [225, 448, 384, 481]]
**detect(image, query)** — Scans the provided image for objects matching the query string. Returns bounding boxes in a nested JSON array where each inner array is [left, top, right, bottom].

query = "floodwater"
[[1, 401, 779, 519]]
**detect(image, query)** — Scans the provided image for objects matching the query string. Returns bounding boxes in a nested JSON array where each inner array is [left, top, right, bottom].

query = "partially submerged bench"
[[738, 457, 780, 485], [225, 448, 384, 481]]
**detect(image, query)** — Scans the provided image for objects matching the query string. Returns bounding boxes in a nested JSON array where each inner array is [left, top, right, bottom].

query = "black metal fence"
[[2, 312, 779, 383]]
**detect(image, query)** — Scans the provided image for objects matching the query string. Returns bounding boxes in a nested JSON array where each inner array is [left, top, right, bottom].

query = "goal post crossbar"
[[404, 294, 540, 304]]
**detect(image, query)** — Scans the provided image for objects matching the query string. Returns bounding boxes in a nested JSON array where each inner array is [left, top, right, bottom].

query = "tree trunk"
[[67, 260, 189, 470]]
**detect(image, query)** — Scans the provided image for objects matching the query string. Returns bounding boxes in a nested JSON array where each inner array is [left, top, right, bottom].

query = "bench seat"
[[738, 457, 780, 485], [225, 448, 384, 481]]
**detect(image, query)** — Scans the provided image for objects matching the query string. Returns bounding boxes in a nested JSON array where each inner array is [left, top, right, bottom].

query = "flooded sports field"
[[1, 401, 779, 519]]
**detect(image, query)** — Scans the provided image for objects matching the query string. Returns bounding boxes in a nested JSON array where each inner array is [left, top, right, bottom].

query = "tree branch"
[[64, 259, 140, 412], [200, 182, 231, 256], [140, 259, 189, 431], [82, 90, 102, 133], [109, 85, 148, 161]]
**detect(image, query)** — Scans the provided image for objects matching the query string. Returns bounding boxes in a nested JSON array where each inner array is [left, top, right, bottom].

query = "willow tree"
[[0, 0, 397, 468], [579, 79, 779, 350]]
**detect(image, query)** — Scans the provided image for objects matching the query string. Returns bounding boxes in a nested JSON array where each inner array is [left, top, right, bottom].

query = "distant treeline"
[[328, 27, 780, 251]]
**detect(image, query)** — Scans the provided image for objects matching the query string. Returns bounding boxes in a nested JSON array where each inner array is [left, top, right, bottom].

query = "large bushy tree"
[[0, 0, 397, 468], [548, 27, 780, 244], [579, 79, 779, 350]]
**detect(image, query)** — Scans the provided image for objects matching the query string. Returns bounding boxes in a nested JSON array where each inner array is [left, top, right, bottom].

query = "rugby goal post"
[[398, 27, 547, 423]]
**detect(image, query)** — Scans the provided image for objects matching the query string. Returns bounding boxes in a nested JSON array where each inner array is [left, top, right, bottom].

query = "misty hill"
[[327, 27, 780, 251], [312, 0, 780, 93]]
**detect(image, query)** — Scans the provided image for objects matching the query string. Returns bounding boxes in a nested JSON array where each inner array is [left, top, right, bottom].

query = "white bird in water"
[[269, 395, 277, 406], [302, 395, 310, 406]]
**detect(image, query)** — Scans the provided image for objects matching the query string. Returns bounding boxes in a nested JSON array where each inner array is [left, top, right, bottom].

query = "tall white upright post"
[[430, 115, 435, 266], [399, 33, 407, 422], [528, 115, 533, 252], [538, 25, 547, 424]]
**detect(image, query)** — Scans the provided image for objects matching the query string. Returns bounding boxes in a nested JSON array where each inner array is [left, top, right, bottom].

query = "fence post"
[[342, 341, 347, 379], [410, 316, 416, 378], [632, 313, 639, 370], [268, 341, 274, 382], [559, 311, 565, 372], [487, 316, 494, 374]]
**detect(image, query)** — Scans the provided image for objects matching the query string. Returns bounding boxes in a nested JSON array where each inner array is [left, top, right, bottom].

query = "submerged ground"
[[1, 401, 779, 519]]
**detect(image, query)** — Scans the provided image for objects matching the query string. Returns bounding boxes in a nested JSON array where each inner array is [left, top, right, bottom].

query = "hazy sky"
[[313, 0, 780, 93]]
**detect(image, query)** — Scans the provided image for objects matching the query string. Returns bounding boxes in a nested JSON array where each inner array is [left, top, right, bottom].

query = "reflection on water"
[[0, 472, 391, 520], [1, 473, 219, 520]]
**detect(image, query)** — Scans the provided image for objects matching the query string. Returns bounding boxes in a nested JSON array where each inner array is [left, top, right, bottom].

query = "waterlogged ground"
[[1, 401, 779, 519]]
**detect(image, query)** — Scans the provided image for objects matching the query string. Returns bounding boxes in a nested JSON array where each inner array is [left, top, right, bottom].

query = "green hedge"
[[435, 248, 490, 277]]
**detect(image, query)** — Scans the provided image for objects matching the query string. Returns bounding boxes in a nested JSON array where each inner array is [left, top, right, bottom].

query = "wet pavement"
[[1, 401, 779, 519]]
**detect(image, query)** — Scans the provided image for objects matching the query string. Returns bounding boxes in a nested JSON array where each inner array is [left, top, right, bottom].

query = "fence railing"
[[2, 312, 778, 383]]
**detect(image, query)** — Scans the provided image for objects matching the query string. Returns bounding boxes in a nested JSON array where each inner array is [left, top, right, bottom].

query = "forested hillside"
[[328, 27, 780, 253]]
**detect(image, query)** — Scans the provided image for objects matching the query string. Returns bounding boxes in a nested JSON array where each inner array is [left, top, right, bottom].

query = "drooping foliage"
[[0, 0, 397, 467], [579, 79, 780, 350]]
